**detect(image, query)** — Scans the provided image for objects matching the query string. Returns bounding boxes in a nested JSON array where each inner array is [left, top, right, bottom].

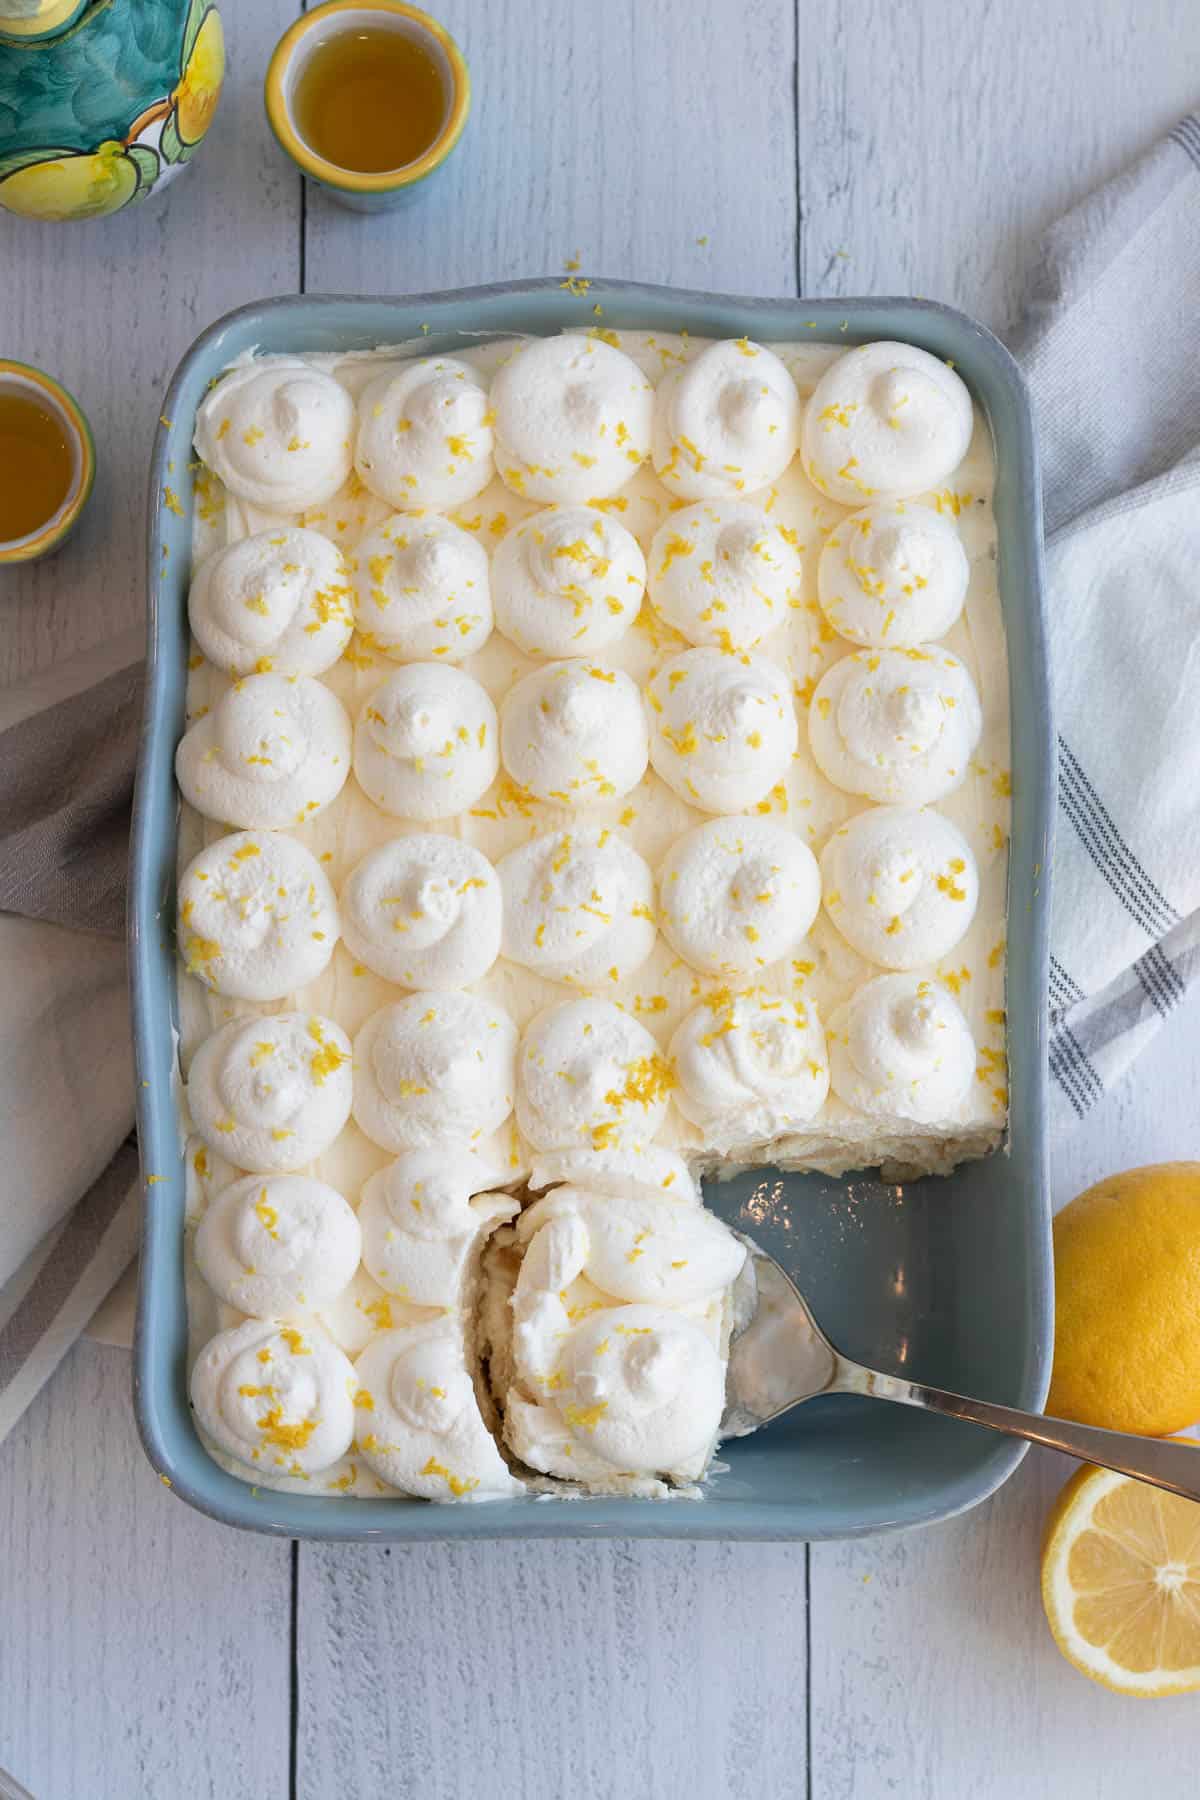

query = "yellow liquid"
[[294, 28, 448, 174], [0, 389, 72, 543]]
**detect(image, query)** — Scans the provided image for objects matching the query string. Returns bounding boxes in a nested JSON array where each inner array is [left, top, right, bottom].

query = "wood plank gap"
[[290, 1540, 300, 1800], [793, 0, 803, 295]]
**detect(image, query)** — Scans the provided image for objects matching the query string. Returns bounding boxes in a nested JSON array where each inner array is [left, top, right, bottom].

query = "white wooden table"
[[3, 3, 1200, 1794]]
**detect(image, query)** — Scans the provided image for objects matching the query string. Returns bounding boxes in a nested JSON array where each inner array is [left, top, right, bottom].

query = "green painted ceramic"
[[0, 0, 225, 221]]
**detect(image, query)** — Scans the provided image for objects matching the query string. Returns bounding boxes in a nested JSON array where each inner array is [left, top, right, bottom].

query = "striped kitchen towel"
[[0, 118, 1198, 1444], [1013, 115, 1200, 1130]]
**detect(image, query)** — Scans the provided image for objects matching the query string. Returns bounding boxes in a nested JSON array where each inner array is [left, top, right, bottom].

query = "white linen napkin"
[[1013, 116, 1200, 1130], [1, 115, 1197, 1441]]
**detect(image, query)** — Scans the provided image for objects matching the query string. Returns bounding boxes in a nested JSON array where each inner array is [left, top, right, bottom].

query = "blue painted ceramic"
[[132, 282, 1053, 1542], [0, 0, 224, 221]]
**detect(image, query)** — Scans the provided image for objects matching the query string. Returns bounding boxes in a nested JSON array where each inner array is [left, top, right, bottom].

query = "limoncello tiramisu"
[[173, 326, 1009, 1501]]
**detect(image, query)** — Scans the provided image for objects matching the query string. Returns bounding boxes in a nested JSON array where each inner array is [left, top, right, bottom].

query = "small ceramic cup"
[[0, 360, 94, 565], [264, 0, 470, 212]]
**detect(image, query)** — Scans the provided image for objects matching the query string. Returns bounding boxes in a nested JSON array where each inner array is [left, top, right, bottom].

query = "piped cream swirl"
[[802, 342, 973, 504], [498, 826, 656, 984], [195, 361, 355, 511], [652, 339, 801, 500], [492, 505, 645, 657], [646, 647, 797, 812], [351, 514, 492, 662], [190, 1318, 357, 1476], [670, 989, 830, 1145], [499, 660, 648, 806], [175, 673, 351, 830], [491, 334, 653, 502], [358, 1146, 516, 1305], [194, 1173, 361, 1318], [354, 664, 498, 819], [354, 355, 495, 510], [827, 973, 976, 1122], [354, 1319, 523, 1499], [648, 500, 804, 650], [658, 816, 820, 976], [808, 646, 982, 805], [820, 805, 979, 969], [177, 829, 339, 999], [340, 834, 501, 988], [515, 998, 674, 1151], [352, 993, 517, 1152], [817, 502, 969, 647], [188, 528, 354, 676], [188, 1012, 353, 1172]]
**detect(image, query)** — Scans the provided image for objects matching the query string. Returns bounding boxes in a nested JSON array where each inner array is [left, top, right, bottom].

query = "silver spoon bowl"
[[723, 1239, 1200, 1502]]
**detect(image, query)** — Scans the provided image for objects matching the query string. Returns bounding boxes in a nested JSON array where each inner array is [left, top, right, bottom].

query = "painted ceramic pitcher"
[[0, 0, 224, 221]]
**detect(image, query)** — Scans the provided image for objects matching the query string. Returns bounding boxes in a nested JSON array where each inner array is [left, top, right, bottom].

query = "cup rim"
[[264, 0, 471, 194], [0, 360, 95, 564]]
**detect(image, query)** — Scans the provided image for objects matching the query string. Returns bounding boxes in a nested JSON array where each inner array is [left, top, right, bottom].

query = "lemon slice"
[[1041, 1462, 1200, 1695]]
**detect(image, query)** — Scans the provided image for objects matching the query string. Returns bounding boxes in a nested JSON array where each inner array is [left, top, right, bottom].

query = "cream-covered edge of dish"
[[173, 327, 1010, 1504]]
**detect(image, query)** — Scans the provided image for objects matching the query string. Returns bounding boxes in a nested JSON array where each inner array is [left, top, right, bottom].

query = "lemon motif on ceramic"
[[0, 0, 225, 221]]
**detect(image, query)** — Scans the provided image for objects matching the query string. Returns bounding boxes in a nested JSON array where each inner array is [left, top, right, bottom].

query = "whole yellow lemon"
[[1048, 1162, 1200, 1435]]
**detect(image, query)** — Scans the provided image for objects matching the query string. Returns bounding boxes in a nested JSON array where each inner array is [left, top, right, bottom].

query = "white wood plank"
[[797, 0, 1200, 333], [0, 1342, 292, 1800], [806, 1004, 1200, 1800], [303, 0, 798, 298], [0, 0, 301, 686], [297, 1539, 807, 1800]]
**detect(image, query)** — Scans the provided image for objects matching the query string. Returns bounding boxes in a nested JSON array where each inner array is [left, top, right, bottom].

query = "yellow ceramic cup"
[[264, 0, 470, 211], [0, 360, 94, 565]]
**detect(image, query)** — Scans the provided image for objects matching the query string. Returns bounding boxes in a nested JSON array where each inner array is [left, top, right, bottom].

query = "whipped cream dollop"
[[514, 1184, 746, 1309], [177, 829, 339, 1000], [189, 528, 354, 677], [504, 1188, 742, 1483], [647, 500, 804, 650], [195, 361, 355, 511], [354, 664, 498, 819], [194, 1173, 362, 1318], [808, 645, 982, 805], [658, 816, 820, 976], [646, 647, 798, 812], [352, 993, 518, 1152], [817, 502, 970, 648], [176, 673, 351, 830], [516, 997, 675, 1150], [354, 355, 495, 510], [497, 826, 656, 984], [653, 339, 801, 500], [358, 1146, 516, 1305], [670, 989, 830, 1144], [803, 342, 973, 504], [190, 1318, 358, 1476], [354, 1318, 523, 1500], [351, 514, 492, 662], [492, 505, 646, 658], [527, 1144, 700, 1206], [188, 1012, 353, 1172], [490, 334, 653, 503], [500, 660, 648, 805], [827, 972, 976, 1122], [340, 834, 501, 988], [820, 805, 979, 969]]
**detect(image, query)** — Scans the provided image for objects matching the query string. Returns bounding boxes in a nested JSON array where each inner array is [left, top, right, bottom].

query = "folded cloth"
[[0, 629, 143, 1441], [1012, 116, 1200, 1129], [1, 117, 1198, 1444]]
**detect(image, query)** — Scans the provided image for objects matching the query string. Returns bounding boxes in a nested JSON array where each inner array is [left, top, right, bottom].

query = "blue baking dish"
[[131, 281, 1052, 1541]]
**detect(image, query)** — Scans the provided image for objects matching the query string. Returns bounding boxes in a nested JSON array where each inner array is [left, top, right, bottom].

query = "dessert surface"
[[173, 327, 1010, 1502]]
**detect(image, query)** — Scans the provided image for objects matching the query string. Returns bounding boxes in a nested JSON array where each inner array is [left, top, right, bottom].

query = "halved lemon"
[[1041, 1462, 1200, 1695]]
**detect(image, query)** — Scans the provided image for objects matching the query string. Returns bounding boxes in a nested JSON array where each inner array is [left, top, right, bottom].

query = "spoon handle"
[[835, 1361, 1200, 1501]]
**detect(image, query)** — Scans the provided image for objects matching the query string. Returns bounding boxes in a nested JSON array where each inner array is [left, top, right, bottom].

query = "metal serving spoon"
[[722, 1240, 1200, 1501]]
